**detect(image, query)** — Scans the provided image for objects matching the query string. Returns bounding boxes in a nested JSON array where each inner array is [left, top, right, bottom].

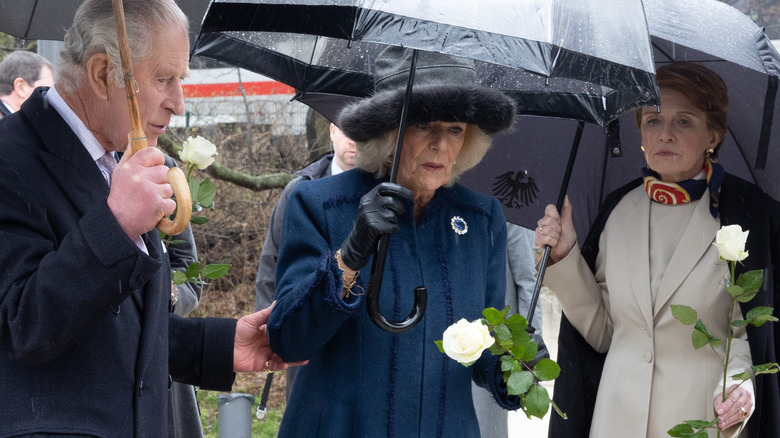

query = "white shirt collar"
[[330, 158, 345, 176], [0, 100, 15, 114]]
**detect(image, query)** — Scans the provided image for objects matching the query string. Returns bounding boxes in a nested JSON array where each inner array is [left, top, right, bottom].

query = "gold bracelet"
[[335, 249, 363, 299]]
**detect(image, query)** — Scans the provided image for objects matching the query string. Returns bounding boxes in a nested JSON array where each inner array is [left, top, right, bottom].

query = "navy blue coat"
[[268, 169, 519, 438], [0, 88, 236, 437]]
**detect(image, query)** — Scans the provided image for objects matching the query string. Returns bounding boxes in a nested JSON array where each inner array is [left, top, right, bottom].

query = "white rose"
[[713, 225, 749, 262], [441, 318, 494, 365], [179, 135, 218, 170]]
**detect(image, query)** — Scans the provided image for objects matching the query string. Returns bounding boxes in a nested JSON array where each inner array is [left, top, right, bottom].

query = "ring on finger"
[[741, 407, 748, 419], [264, 360, 272, 374]]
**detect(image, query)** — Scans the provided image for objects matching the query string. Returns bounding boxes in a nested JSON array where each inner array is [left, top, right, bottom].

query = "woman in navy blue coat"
[[268, 47, 520, 437]]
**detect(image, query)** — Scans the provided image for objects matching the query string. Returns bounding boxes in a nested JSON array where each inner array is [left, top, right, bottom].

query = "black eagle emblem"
[[492, 170, 539, 208]]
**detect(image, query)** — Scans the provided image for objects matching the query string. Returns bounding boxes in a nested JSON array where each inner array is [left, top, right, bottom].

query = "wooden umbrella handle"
[[112, 0, 192, 236]]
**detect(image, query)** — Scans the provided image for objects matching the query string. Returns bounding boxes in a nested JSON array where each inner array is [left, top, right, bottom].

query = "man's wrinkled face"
[[105, 26, 189, 150]]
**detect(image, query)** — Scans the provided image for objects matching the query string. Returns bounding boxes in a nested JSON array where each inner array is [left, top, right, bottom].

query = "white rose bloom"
[[713, 224, 749, 262], [441, 318, 494, 365], [179, 135, 218, 170]]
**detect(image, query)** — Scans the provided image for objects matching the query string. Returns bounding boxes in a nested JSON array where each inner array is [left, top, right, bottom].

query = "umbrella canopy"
[[191, 0, 663, 332], [459, 0, 780, 240], [0, 0, 211, 47], [193, 0, 660, 127]]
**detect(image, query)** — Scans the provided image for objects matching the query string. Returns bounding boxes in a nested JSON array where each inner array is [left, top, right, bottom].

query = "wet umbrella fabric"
[[192, 0, 659, 127], [0, 0, 210, 47], [191, 0, 663, 332], [459, 0, 780, 240]]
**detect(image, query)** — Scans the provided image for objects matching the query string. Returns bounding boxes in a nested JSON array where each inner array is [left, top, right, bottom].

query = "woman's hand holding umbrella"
[[535, 196, 577, 264], [339, 182, 412, 273]]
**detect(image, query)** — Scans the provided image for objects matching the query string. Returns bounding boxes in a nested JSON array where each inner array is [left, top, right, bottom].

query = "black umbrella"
[[192, 0, 661, 332], [0, 0, 211, 48], [462, 0, 780, 239], [459, 0, 780, 330]]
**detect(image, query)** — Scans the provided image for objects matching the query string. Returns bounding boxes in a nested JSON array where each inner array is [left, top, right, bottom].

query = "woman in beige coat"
[[536, 63, 777, 438]]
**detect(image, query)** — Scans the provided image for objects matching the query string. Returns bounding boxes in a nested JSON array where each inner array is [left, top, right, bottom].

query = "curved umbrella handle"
[[112, 0, 192, 236], [366, 234, 427, 333]]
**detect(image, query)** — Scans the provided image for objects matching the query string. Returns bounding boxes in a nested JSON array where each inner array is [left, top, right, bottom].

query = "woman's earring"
[[705, 148, 717, 163], [640, 145, 645, 152]]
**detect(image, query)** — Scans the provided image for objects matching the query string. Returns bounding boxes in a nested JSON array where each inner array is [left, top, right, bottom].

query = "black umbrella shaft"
[[388, 50, 419, 183], [527, 121, 585, 329], [367, 50, 427, 333]]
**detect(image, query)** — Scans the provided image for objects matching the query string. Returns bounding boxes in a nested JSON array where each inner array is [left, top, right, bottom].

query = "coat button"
[[643, 351, 653, 362]]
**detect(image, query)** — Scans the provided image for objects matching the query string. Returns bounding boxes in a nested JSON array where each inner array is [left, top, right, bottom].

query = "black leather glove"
[[339, 182, 413, 271], [527, 330, 550, 368]]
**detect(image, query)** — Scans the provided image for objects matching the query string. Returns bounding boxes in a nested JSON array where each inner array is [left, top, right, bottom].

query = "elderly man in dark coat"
[[0, 1, 296, 436]]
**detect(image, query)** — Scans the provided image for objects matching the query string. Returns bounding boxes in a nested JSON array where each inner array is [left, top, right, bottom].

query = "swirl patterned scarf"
[[642, 162, 724, 218]]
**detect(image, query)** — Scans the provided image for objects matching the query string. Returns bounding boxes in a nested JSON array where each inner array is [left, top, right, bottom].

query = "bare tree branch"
[[158, 133, 295, 191]]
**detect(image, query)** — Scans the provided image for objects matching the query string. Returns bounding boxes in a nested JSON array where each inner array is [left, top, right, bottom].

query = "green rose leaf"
[[736, 288, 759, 303], [507, 313, 528, 333], [198, 178, 217, 208], [752, 362, 780, 376], [667, 424, 694, 437], [521, 340, 538, 363], [509, 343, 526, 360], [483, 307, 505, 326], [185, 261, 201, 278], [494, 323, 512, 341], [745, 306, 778, 327], [171, 270, 188, 285], [190, 215, 209, 225], [691, 328, 710, 350], [668, 420, 713, 438], [202, 264, 231, 279], [524, 384, 550, 419], [488, 344, 505, 356], [506, 370, 534, 395], [533, 358, 561, 381], [727, 284, 744, 298], [434, 340, 444, 354], [500, 356, 516, 372], [692, 320, 721, 349], [732, 319, 749, 328], [736, 270, 764, 293], [188, 177, 200, 201], [730, 370, 752, 381], [671, 305, 697, 325]]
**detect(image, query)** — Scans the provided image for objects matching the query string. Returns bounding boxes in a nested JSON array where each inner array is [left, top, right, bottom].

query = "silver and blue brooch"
[[450, 216, 468, 235]]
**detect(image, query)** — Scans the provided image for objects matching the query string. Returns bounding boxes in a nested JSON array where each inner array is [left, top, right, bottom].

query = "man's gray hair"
[[356, 125, 493, 187], [58, 0, 188, 94], [0, 51, 53, 95]]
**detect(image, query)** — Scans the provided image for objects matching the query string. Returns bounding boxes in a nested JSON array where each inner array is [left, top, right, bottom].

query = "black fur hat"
[[338, 47, 516, 142]]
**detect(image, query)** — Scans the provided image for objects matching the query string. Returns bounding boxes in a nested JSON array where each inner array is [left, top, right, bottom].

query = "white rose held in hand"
[[441, 318, 494, 365], [713, 224, 749, 262], [179, 135, 218, 170]]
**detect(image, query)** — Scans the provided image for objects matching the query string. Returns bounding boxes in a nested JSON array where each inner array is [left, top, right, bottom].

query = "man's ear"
[[12, 77, 28, 96], [86, 53, 112, 100]]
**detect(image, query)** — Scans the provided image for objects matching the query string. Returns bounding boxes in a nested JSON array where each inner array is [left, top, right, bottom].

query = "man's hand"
[[233, 303, 308, 372], [108, 145, 175, 240]]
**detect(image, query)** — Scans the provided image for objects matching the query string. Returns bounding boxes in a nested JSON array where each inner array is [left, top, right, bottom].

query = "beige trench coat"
[[546, 187, 754, 438]]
